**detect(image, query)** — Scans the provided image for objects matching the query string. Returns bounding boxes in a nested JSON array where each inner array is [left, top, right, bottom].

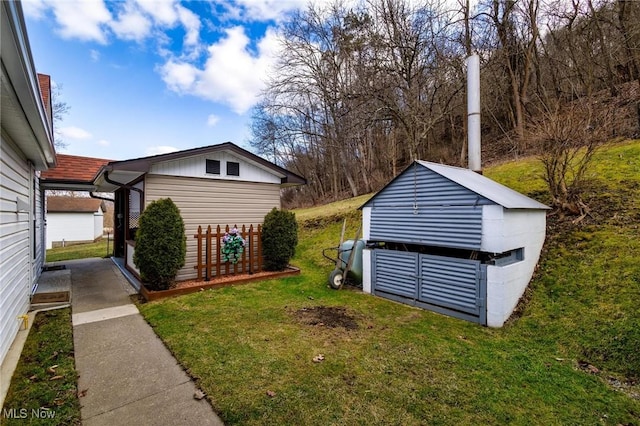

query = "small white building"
[[46, 197, 105, 249], [361, 161, 549, 327]]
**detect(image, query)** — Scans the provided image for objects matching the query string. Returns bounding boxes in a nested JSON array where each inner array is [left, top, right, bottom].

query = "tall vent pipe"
[[467, 54, 481, 173]]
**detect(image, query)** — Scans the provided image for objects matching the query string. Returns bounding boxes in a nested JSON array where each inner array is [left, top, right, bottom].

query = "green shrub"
[[262, 207, 298, 271], [134, 198, 186, 290]]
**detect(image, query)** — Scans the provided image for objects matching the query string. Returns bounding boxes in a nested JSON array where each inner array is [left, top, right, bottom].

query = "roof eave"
[[96, 142, 307, 188], [40, 179, 98, 192], [362, 161, 550, 210]]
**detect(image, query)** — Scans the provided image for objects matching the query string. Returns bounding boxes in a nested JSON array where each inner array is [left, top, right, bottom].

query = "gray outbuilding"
[[361, 161, 549, 327]]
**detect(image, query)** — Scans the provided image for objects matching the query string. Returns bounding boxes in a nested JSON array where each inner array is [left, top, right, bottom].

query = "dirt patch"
[[295, 306, 359, 330]]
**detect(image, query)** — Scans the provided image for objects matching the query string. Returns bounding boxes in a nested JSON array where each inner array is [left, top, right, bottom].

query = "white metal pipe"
[[467, 54, 481, 172]]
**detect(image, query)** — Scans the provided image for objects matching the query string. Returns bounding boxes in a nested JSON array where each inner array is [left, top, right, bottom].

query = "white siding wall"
[[93, 211, 103, 240], [144, 174, 281, 281], [362, 207, 373, 294], [362, 207, 371, 240], [481, 205, 547, 253], [362, 248, 372, 293], [36, 184, 44, 278], [33, 173, 44, 290], [46, 213, 96, 249], [480, 205, 506, 253], [0, 134, 33, 365], [149, 151, 282, 184], [485, 210, 547, 327]]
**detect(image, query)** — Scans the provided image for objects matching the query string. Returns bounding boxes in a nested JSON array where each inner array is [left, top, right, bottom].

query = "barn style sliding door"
[[372, 250, 487, 325]]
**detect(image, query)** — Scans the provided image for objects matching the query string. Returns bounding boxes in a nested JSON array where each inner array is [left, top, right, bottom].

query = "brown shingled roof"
[[47, 196, 105, 213], [41, 154, 112, 183]]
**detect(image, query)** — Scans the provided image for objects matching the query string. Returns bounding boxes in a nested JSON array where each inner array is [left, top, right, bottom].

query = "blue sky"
[[22, 0, 328, 160]]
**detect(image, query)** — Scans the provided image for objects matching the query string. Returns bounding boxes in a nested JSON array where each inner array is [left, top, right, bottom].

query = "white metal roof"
[[416, 161, 550, 210]]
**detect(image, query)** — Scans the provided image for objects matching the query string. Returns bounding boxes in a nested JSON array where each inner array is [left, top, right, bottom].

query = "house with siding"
[[93, 143, 306, 281], [46, 196, 106, 249], [0, 1, 55, 366], [41, 143, 306, 283]]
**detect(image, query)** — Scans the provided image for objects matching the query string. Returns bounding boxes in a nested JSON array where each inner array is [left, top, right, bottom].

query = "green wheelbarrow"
[[322, 221, 363, 289]]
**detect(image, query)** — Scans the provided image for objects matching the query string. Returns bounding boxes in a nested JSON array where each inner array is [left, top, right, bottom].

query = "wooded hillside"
[[248, 0, 640, 207]]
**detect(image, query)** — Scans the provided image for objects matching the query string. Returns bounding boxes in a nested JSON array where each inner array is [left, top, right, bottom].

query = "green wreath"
[[221, 228, 246, 264]]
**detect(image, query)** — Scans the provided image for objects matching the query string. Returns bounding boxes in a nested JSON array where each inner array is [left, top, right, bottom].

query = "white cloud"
[[60, 126, 93, 140], [145, 145, 179, 156], [212, 0, 328, 23], [46, 0, 112, 44], [25, 0, 202, 53], [135, 0, 179, 26], [159, 26, 281, 114], [97, 139, 111, 147], [22, 0, 49, 19], [207, 114, 220, 127], [110, 1, 153, 42], [176, 4, 201, 46], [161, 60, 198, 92]]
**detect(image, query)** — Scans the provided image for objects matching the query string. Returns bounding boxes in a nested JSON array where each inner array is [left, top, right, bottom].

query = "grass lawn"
[[138, 140, 640, 425], [46, 238, 113, 263], [2, 309, 81, 425]]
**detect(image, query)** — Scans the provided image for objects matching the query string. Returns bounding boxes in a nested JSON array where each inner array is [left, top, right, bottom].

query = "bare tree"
[[529, 100, 613, 219], [52, 83, 69, 150], [478, 0, 541, 142], [250, 0, 630, 207]]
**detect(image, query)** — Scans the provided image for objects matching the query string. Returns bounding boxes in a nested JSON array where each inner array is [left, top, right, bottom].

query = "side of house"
[[145, 148, 285, 281], [0, 0, 55, 365], [145, 174, 282, 281]]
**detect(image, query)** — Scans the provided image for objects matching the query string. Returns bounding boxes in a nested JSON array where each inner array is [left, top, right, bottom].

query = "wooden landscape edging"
[[139, 266, 300, 302]]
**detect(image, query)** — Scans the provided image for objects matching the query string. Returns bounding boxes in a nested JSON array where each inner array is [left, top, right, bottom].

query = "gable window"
[[206, 159, 220, 175], [227, 161, 240, 176]]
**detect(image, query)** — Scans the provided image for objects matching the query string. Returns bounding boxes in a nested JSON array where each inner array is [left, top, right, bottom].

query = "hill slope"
[[295, 139, 640, 380], [139, 140, 640, 425]]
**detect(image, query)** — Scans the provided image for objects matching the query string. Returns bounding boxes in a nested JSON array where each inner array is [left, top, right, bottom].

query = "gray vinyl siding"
[[372, 250, 418, 298], [370, 206, 483, 249], [420, 255, 482, 316], [372, 250, 486, 324], [368, 166, 487, 249], [367, 165, 491, 208], [144, 174, 281, 281], [0, 133, 32, 365]]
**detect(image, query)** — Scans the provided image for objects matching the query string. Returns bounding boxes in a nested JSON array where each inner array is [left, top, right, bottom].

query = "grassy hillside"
[[139, 140, 640, 425]]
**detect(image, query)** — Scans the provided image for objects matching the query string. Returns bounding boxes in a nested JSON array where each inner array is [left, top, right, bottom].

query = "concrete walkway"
[[67, 258, 223, 426]]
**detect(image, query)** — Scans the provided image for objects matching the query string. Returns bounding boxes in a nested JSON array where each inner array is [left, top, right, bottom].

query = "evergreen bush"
[[133, 198, 186, 290], [262, 208, 298, 271]]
